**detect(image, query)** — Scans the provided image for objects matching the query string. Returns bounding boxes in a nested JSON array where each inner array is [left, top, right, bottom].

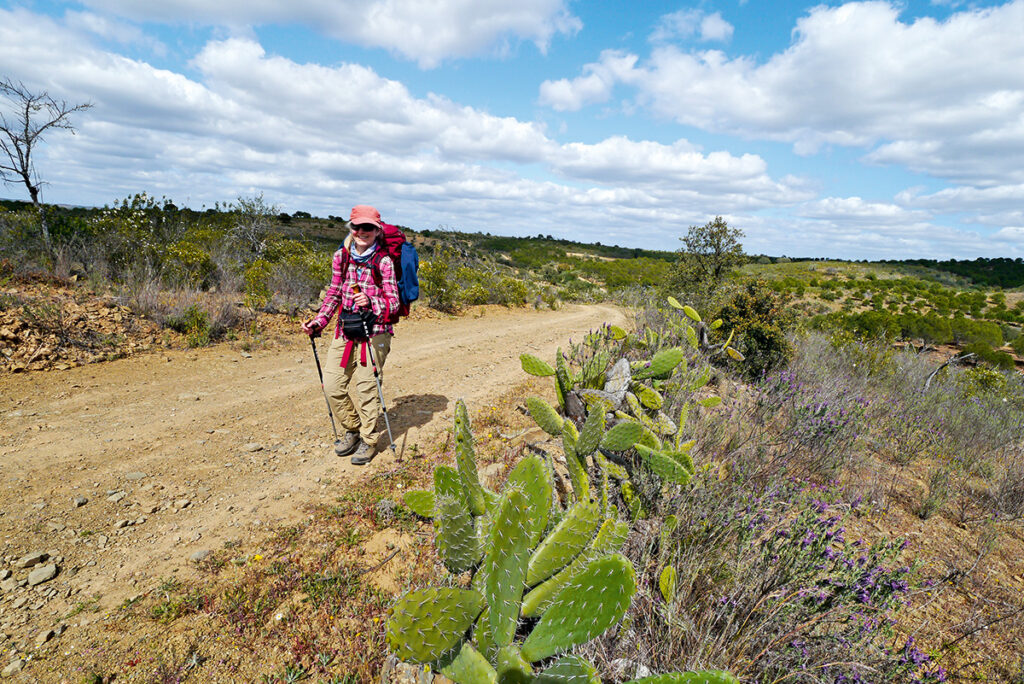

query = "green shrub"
[[962, 341, 1014, 370], [243, 258, 273, 311], [419, 246, 459, 313], [715, 280, 795, 379], [166, 304, 212, 347]]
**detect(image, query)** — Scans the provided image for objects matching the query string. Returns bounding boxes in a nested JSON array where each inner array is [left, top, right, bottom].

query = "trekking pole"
[[309, 334, 340, 444], [354, 287, 397, 457]]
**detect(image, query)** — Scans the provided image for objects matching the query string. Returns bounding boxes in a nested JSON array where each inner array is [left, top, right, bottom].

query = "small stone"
[[107, 492, 126, 503], [27, 564, 58, 586], [10, 597, 28, 610], [0, 570, 9, 581], [189, 550, 210, 563], [34, 629, 54, 647], [14, 552, 48, 569], [125, 472, 147, 481], [242, 443, 263, 452], [114, 520, 130, 529], [175, 499, 191, 509], [73, 496, 88, 508], [2, 659, 24, 677], [240, 351, 252, 358]]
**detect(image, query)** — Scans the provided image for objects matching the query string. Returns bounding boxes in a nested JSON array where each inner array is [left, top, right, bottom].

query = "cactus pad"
[[635, 384, 664, 409], [633, 348, 685, 380], [635, 444, 693, 485], [659, 565, 677, 603], [386, 587, 484, 663], [526, 397, 564, 437], [484, 489, 532, 648], [576, 407, 605, 457], [521, 518, 630, 617], [435, 465, 466, 508], [600, 420, 642, 451], [534, 654, 601, 683], [496, 645, 533, 684], [436, 495, 482, 574], [562, 421, 589, 503], [527, 500, 600, 586], [520, 353, 556, 377], [595, 452, 628, 481], [521, 554, 636, 662], [506, 455, 552, 546], [440, 642, 497, 684], [402, 489, 434, 518], [625, 672, 741, 684]]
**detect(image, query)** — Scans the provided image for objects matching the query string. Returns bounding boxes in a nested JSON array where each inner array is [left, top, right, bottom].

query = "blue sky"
[[1, 0, 1022, 259]]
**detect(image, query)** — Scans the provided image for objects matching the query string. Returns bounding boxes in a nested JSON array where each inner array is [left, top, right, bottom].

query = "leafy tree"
[[668, 216, 745, 297]]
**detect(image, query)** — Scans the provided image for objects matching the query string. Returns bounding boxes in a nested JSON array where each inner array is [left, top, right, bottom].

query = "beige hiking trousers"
[[323, 333, 392, 448]]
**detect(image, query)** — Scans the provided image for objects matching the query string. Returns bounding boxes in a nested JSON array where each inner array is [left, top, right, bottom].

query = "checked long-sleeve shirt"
[[312, 250, 399, 338]]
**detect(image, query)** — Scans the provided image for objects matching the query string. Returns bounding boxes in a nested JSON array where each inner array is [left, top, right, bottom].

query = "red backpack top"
[[338, 223, 418, 324]]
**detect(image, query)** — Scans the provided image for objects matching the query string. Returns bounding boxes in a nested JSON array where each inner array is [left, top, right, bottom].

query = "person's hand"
[[353, 292, 370, 309], [301, 319, 322, 337]]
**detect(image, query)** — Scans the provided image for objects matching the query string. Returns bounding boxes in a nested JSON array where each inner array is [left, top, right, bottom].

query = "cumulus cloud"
[[0, 7, 813, 253], [542, 2, 1024, 184], [75, 0, 581, 67], [538, 50, 638, 111], [650, 10, 734, 43]]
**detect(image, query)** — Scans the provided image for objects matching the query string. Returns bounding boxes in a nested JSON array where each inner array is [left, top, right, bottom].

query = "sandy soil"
[[0, 303, 627, 676]]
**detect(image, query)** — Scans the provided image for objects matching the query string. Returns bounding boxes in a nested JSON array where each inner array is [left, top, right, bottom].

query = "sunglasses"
[[350, 224, 377, 233]]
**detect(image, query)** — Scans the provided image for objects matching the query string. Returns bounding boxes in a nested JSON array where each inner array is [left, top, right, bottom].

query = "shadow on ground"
[[384, 393, 449, 457]]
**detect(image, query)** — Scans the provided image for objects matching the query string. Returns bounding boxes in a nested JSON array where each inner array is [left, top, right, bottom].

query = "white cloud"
[[75, 0, 581, 67], [650, 10, 734, 43], [64, 10, 167, 55], [0, 8, 810, 252], [538, 50, 638, 111], [543, 1, 1024, 183], [798, 196, 930, 223]]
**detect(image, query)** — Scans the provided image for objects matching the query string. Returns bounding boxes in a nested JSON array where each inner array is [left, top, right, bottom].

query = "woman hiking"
[[302, 205, 400, 465]]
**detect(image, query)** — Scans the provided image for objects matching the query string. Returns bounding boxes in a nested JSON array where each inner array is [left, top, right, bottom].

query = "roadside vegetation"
[[3, 200, 1024, 681]]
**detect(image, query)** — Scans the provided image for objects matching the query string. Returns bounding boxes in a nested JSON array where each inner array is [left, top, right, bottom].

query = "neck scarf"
[[351, 242, 377, 264]]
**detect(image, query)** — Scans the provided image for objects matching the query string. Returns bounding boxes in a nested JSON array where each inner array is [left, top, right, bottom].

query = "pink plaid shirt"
[[313, 250, 399, 338]]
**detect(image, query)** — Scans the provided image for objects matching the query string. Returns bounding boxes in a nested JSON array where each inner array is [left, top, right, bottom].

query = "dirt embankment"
[[0, 302, 628, 680]]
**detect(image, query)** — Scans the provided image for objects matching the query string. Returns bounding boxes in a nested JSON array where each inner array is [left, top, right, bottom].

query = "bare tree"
[[0, 78, 92, 249]]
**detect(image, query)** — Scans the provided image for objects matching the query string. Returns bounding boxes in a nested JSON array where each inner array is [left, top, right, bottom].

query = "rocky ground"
[[0, 299, 627, 681]]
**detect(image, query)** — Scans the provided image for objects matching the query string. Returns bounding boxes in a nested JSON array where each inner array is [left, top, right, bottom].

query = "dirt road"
[[0, 304, 625, 652]]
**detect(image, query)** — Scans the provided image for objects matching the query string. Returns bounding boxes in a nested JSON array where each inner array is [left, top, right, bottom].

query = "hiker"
[[302, 205, 400, 465]]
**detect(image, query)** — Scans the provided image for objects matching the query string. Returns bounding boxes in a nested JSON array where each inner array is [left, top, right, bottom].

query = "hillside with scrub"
[[1, 200, 1023, 682]]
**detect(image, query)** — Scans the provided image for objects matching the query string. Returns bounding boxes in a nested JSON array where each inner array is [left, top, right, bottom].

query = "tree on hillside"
[[0, 78, 92, 249], [667, 216, 745, 303]]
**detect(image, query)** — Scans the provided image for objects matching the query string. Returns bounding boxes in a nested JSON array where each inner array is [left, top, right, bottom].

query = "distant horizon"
[[6, 194, 1023, 267]]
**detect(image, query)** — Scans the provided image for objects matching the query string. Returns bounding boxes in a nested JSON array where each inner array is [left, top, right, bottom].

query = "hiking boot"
[[334, 431, 359, 456], [350, 441, 376, 466]]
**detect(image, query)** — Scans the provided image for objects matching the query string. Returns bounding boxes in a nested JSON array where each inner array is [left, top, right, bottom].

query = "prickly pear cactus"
[[635, 444, 695, 486], [520, 353, 556, 377], [521, 553, 636, 662], [386, 587, 484, 663], [505, 455, 552, 546], [402, 489, 434, 518], [534, 654, 601, 683], [436, 495, 481, 574], [526, 500, 600, 586], [526, 397, 564, 437], [387, 389, 733, 684], [455, 400, 487, 516], [483, 489, 532, 648]]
